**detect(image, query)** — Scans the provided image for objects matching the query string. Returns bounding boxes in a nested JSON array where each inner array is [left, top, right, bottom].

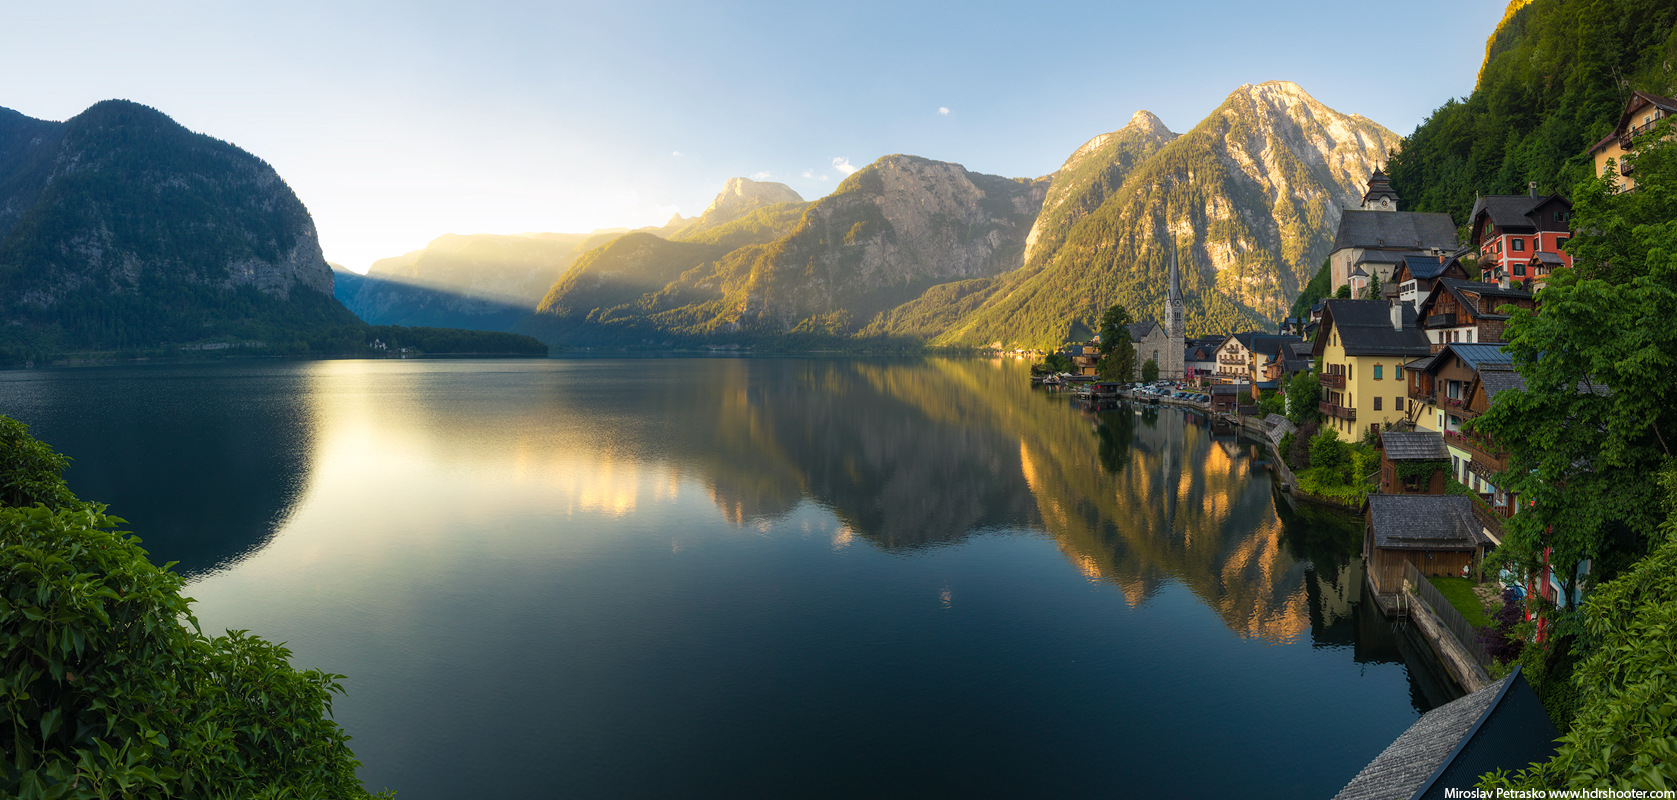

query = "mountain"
[[674, 177, 804, 241], [930, 82, 1398, 347], [0, 99, 362, 355], [517, 156, 1050, 347], [336, 232, 603, 330], [1387, 0, 1677, 228]]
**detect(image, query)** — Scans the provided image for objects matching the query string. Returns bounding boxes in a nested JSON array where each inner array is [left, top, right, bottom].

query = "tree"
[[1284, 370, 1322, 425], [1309, 427, 1346, 474], [0, 416, 78, 510], [1362, 273, 1382, 299], [1479, 467, 1677, 792], [0, 416, 392, 798], [1096, 304, 1135, 381], [1476, 125, 1677, 606], [1335, 284, 1352, 299], [1140, 358, 1159, 383]]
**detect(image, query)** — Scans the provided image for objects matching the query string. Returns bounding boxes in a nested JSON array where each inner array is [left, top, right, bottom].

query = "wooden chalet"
[[1377, 431, 1447, 495], [1407, 343, 1525, 521], [1586, 90, 1677, 192], [1415, 278, 1535, 351], [1392, 252, 1469, 307], [1468, 190, 1574, 285]]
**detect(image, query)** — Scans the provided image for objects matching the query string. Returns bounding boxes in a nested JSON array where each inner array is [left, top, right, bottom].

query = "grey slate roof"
[[1317, 299, 1432, 358], [1469, 195, 1547, 231], [1479, 367, 1526, 399], [1382, 431, 1447, 461], [1399, 254, 1455, 280], [1432, 343, 1513, 372], [1127, 321, 1157, 342], [1367, 494, 1483, 550], [1531, 251, 1565, 266], [1333, 210, 1460, 252], [1353, 250, 1413, 265], [1404, 353, 1438, 373], [1265, 415, 1298, 447], [1332, 676, 1511, 800]]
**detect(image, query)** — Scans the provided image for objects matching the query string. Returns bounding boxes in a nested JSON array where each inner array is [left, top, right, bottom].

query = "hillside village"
[[1035, 87, 1677, 793]]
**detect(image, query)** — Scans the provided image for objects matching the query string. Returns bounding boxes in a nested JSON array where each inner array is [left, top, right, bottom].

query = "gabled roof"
[[1396, 253, 1464, 282], [1381, 431, 1447, 461], [1333, 210, 1459, 252], [1589, 90, 1677, 153], [1314, 299, 1432, 358], [1367, 494, 1483, 549], [1404, 353, 1438, 372], [1332, 668, 1559, 800], [1469, 195, 1549, 231], [1417, 279, 1534, 324], [1127, 321, 1158, 341], [1530, 251, 1565, 266], [1430, 343, 1514, 373]]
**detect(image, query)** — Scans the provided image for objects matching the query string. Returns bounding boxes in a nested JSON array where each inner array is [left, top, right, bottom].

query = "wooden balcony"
[[1408, 385, 1433, 402], [1425, 313, 1456, 328], [1438, 395, 1477, 418], [1319, 373, 1345, 389], [1444, 429, 1506, 474], [1319, 401, 1356, 421]]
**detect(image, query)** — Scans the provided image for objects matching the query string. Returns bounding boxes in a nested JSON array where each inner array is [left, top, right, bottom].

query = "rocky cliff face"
[[0, 100, 336, 305], [935, 81, 1399, 346], [1022, 110, 1179, 267]]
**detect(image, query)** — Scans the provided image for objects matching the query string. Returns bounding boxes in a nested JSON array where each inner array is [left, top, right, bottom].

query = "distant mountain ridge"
[[515, 155, 1048, 346]]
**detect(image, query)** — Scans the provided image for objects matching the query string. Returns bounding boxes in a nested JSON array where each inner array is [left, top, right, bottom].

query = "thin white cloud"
[[832, 157, 857, 175], [938, 107, 950, 116], [803, 169, 831, 181], [672, 151, 683, 157], [750, 171, 772, 180], [801, 169, 813, 178]]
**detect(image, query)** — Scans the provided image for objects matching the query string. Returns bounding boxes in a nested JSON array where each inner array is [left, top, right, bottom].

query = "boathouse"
[[1364, 494, 1486, 603]]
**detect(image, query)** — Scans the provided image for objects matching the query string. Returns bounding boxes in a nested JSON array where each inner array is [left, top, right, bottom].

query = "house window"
[[1514, 263, 1526, 277], [1496, 240, 1502, 253], [1466, 330, 1473, 343], [1374, 396, 1382, 411], [1558, 237, 1569, 250], [1374, 365, 1383, 380], [1512, 238, 1525, 252], [1396, 395, 1404, 408]]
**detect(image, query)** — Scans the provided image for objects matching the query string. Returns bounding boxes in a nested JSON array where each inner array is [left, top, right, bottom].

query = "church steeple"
[[1361, 165, 1400, 211], [1166, 242, 1184, 339]]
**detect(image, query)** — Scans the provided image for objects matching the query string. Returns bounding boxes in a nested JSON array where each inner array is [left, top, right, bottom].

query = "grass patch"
[[1428, 575, 1494, 627]]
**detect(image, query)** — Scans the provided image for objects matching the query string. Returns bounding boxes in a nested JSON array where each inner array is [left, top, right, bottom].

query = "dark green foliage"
[[1387, 0, 1677, 229], [1278, 431, 1297, 468], [0, 417, 77, 510], [1140, 359, 1159, 383], [1257, 389, 1285, 418], [1095, 304, 1135, 380], [1334, 284, 1351, 299], [1288, 258, 1331, 320], [0, 419, 390, 798], [1284, 370, 1322, 425], [1309, 427, 1347, 473], [1032, 352, 1074, 375], [1288, 420, 1320, 468], [1362, 273, 1382, 300], [1480, 470, 1677, 789], [1475, 125, 1677, 609]]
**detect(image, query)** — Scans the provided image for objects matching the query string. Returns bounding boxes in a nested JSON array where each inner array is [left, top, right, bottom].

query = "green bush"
[[1309, 428, 1346, 473], [0, 417, 78, 510], [0, 418, 390, 799]]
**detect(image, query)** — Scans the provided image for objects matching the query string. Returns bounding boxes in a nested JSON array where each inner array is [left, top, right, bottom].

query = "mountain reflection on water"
[[0, 356, 1460, 798]]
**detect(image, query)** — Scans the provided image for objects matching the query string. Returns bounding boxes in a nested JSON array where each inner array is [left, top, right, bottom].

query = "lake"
[[0, 357, 1460, 798]]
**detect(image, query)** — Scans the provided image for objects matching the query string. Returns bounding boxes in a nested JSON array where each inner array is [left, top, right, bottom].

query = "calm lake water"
[[1, 357, 1459, 798]]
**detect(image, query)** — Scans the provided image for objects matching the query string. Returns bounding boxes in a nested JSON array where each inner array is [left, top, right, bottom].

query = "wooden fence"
[[1405, 561, 1493, 667]]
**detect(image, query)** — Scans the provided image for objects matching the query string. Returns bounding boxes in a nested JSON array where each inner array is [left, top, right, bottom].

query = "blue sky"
[[3, 0, 1511, 271]]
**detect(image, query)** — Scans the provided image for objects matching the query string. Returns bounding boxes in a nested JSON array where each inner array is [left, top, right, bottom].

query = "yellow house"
[[1588, 91, 1677, 192], [1312, 299, 1433, 440]]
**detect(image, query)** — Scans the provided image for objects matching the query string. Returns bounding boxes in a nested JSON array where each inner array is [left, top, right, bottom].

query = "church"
[[1127, 245, 1186, 380], [1328, 169, 1458, 296]]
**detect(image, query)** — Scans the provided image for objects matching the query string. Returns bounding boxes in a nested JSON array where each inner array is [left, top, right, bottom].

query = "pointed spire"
[[1169, 241, 1183, 303]]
